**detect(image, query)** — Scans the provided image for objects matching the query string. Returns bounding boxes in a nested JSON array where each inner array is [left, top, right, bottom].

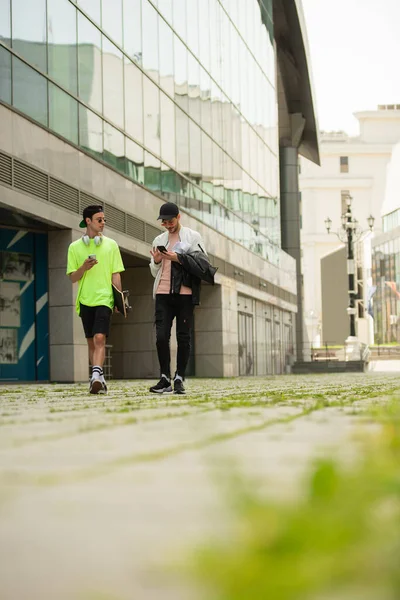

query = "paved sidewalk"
[[0, 373, 399, 600]]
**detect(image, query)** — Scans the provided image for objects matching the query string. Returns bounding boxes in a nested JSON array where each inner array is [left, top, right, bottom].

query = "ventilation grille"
[[50, 177, 79, 213], [80, 191, 101, 212], [126, 214, 145, 241], [0, 152, 12, 186], [105, 203, 126, 233], [14, 160, 48, 200], [145, 223, 162, 244]]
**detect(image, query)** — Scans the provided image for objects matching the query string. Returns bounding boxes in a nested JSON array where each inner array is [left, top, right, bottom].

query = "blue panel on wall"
[[0, 228, 49, 382]]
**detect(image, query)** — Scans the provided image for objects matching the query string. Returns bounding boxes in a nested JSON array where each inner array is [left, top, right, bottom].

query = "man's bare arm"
[[112, 272, 122, 291], [69, 258, 97, 283]]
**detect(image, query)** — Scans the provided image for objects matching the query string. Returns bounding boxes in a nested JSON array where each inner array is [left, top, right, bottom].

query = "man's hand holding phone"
[[150, 247, 164, 264]]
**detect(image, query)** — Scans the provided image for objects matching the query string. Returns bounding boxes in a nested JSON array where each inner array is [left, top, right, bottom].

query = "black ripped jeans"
[[155, 294, 194, 379]]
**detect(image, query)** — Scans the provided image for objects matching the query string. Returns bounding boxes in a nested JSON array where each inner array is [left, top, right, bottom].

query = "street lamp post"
[[325, 194, 374, 339]]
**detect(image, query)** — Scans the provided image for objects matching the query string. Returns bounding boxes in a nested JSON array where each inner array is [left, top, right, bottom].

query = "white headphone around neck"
[[82, 235, 103, 246]]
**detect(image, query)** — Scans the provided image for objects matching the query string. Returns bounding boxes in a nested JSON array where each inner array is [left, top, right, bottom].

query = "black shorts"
[[80, 304, 112, 338]]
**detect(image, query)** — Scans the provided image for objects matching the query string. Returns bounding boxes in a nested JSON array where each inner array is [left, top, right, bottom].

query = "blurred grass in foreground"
[[189, 401, 400, 600]]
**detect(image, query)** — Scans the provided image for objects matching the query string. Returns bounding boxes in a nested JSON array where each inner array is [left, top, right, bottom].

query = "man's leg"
[[175, 296, 194, 391], [150, 295, 174, 393], [87, 338, 95, 368], [90, 306, 112, 394]]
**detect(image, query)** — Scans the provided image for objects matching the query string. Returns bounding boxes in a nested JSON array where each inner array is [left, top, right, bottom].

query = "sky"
[[301, 0, 400, 135]]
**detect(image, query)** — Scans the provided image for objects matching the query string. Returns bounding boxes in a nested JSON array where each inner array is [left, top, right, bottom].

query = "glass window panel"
[[104, 121, 125, 172], [198, 0, 210, 72], [211, 82, 223, 146], [78, 12, 102, 112], [201, 131, 212, 186], [158, 0, 172, 25], [79, 103, 103, 158], [0, 46, 11, 104], [173, 0, 187, 42], [12, 56, 48, 126], [176, 106, 189, 174], [102, 36, 124, 127], [101, 0, 122, 46], [200, 66, 211, 135], [160, 91, 176, 167], [174, 35, 188, 112], [158, 15, 174, 96], [189, 120, 201, 180], [142, 0, 159, 83], [188, 52, 200, 123], [125, 137, 144, 184], [186, 0, 199, 56], [0, 0, 11, 46], [144, 151, 161, 191], [143, 75, 160, 156], [77, 0, 100, 23], [49, 83, 78, 144], [123, 0, 142, 66], [221, 12, 231, 100], [124, 59, 143, 143], [209, 0, 220, 84], [48, 0, 78, 95], [12, 0, 47, 72]]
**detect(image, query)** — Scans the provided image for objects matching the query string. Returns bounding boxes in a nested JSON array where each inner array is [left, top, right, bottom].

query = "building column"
[[48, 230, 89, 382], [194, 282, 238, 377], [280, 146, 304, 361]]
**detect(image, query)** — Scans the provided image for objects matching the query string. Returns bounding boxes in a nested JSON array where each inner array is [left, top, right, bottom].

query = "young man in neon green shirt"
[[67, 205, 124, 394]]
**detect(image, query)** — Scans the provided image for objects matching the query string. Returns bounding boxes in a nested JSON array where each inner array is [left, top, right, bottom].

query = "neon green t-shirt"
[[66, 236, 125, 315]]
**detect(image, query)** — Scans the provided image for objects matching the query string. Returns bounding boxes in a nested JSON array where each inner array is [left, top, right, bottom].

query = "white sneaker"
[[99, 375, 108, 394], [89, 375, 102, 395]]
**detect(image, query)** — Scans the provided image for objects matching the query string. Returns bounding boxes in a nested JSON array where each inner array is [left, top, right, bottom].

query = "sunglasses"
[[94, 217, 106, 223]]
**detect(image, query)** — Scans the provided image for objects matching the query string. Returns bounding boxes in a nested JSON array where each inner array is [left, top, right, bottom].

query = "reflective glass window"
[[189, 120, 201, 180], [143, 75, 160, 157], [0, 0, 11, 46], [174, 35, 188, 112], [79, 103, 103, 158], [77, 0, 101, 23], [173, 0, 187, 42], [160, 91, 176, 167], [104, 121, 125, 172], [176, 106, 189, 174], [102, 36, 124, 127], [144, 151, 161, 191], [12, 56, 48, 126], [220, 12, 231, 100], [123, 0, 142, 66], [188, 52, 200, 123], [12, 0, 47, 72], [200, 67, 211, 135], [142, 0, 159, 83], [49, 83, 78, 144], [158, 0, 172, 25], [209, 0, 220, 84], [101, 0, 122, 46], [201, 131, 212, 186], [198, 0, 210, 72], [125, 137, 144, 184], [124, 59, 143, 143], [77, 12, 102, 112], [159, 16, 174, 96], [48, 0, 78, 95], [211, 82, 223, 146], [186, 0, 199, 56], [0, 46, 11, 104]]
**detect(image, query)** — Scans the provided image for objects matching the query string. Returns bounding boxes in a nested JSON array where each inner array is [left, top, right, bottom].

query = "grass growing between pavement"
[[188, 399, 400, 600]]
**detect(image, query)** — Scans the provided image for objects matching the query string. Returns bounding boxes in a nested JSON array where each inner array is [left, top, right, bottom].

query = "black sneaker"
[[149, 376, 172, 394], [174, 378, 186, 395]]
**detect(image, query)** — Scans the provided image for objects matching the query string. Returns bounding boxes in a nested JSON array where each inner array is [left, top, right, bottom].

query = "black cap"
[[157, 202, 179, 220], [79, 205, 104, 228]]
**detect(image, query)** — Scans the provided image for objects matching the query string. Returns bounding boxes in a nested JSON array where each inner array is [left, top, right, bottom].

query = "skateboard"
[[112, 285, 132, 318]]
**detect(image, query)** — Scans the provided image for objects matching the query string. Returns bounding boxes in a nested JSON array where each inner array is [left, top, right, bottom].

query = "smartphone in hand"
[[88, 254, 96, 260], [157, 245, 167, 253]]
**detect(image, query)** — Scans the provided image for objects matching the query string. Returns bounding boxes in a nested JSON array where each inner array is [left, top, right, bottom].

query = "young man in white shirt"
[[149, 202, 206, 394]]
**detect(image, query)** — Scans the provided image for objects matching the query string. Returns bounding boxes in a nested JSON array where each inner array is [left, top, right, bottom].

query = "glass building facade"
[[372, 235, 400, 343], [0, 0, 286, 267]]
